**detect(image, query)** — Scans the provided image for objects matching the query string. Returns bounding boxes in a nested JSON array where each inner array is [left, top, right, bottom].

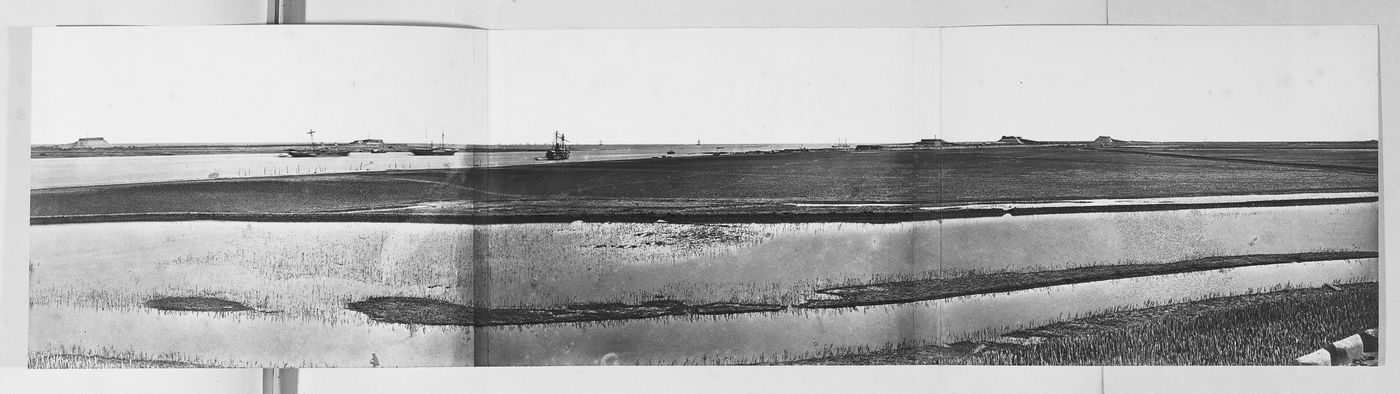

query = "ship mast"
[[554, 131, 568, 150]]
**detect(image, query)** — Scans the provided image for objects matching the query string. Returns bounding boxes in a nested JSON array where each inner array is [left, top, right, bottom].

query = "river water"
[[30, 144, 804, 189]]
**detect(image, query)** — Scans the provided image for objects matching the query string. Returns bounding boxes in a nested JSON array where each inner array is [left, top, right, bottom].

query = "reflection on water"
[[480, 259, 1376, 365], [30, 307, 472, 368]]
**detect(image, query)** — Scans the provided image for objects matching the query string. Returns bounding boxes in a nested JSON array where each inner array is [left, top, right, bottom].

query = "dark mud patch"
[[800, 251, 1378, 309], [30, 194, 1378, 225], [145, 296, 253, 312], [347, 297, 784, 327]]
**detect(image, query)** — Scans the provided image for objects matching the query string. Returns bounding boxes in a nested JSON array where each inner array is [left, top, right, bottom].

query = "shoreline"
[[800, 251, 1377, 309], [30, 146, 544, 159]]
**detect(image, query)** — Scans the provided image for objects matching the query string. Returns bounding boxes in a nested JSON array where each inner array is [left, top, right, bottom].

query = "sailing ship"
[[284, 129, 351, 157], [410, 129, 458, 156], [542, 131, 570, 160]]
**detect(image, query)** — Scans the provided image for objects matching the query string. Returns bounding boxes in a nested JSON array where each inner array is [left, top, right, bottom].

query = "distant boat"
[[285, 129, 351, 157], [285, 149, 350, 157], [409, 147, 456, 156], [410, 129, 458, 156], [541, 131, 571, 160]]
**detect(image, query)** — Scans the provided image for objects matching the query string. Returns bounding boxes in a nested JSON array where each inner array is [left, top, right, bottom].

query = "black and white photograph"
[[22, 22, 1382, 369]]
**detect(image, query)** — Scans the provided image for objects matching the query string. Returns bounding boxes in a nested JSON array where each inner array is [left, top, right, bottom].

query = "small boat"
[[542, 131, 570, 160]]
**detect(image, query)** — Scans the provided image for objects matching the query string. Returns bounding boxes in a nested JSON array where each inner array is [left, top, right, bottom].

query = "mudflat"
[[30, 145, 1378, 224]]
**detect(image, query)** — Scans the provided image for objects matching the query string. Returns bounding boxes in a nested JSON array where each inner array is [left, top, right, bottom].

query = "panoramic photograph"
[[27, 24, 1379, 367]]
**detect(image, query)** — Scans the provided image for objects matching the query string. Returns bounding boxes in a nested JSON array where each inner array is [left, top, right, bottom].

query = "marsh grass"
[[975, 282, 1379, 365], [28, 342, 350, 369], [29, 344, 260, 369], [30, 201, 1377, 328], [144, 296, 252, 312], [31, 214, 1377, 325], [32, 221, 798, 321], [778, 281, 1377, 366], [31, 222, 472, 323]]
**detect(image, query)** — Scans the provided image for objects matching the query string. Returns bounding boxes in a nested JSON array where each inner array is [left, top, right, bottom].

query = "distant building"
[[349, 139, 386, 146], [993, 136, 1046, 145], [915, 138, 948, 147], [1088, 136, 1119, 148], [70, 137, 110, 149], [996, 136, 1026, 144]]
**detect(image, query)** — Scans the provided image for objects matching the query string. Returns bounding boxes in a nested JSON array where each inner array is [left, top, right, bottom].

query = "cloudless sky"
[[941, 25, 1378, 142], [495, 26, 1377, 144], [31, 25, 1377, 145], [490, 28, 939, 145], [32, 25, 483, 145]]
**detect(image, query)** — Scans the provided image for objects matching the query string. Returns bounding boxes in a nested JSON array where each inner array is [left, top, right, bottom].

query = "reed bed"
[[31, 222, 473, 322], [29, 344, 260, 369], [32, 221, 815, 320], [28, 343, 351, 369], [978, 282, 1379, 365], [778, 281, 1377, 365]]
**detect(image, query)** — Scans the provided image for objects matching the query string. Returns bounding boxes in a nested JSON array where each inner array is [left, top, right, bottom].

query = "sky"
[[941, 25, 1379, 142], [493, 25, 1377, 144], [31, 25, 484, 145], [490, 28, 938, 145], [31, 25, 1377, 145]]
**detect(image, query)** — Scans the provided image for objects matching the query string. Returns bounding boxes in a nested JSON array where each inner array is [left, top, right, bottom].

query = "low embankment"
[[333, 251, 1372, 327], [800, 251, 1377, 308], [345, 297, 783, 327]]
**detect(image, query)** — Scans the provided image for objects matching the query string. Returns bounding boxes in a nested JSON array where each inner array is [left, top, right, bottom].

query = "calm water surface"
[[31, 144, 804, 188]]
